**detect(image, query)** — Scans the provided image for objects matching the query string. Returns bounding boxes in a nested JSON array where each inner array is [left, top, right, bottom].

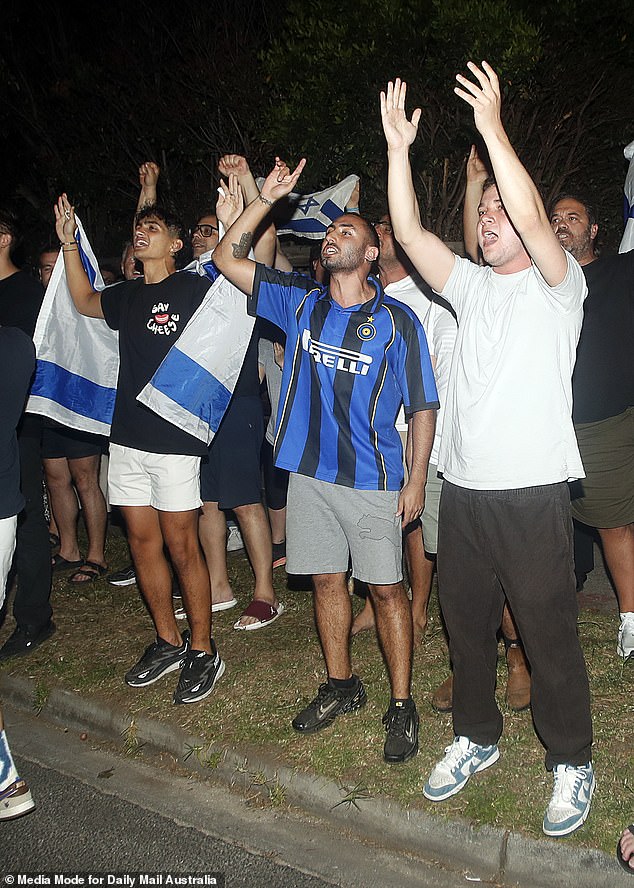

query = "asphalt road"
[[0, 704, 506, 888]]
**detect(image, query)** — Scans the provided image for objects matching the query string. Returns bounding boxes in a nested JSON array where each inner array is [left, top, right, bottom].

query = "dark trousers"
[[437, 481, 592, 770], [11, 414, 52, 630]]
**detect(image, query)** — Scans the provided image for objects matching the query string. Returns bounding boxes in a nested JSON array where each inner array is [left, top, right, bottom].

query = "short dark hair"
[[134, 204, 185, 240], [549, 192, 598, 229], [0, 206, 22, 257], [481, 176, 498, 196]]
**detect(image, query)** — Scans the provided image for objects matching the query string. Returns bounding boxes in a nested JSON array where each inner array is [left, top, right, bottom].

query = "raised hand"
[[466, 144, 488, 186], [260, 157, 306, 203], [218, 154, 250, 179], [380, 79, 421, 150], [53, 193, 77, 243], [216, 173, 244, 230], [455, 61, 502, 138], [139, 161, 160, 188]]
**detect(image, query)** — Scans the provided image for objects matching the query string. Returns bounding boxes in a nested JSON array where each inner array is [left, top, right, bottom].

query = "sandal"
[[233, 599, 285, 631], [617, 825, 634, 875], [68, 561, 108, 584], [52, 554, 84, 573]]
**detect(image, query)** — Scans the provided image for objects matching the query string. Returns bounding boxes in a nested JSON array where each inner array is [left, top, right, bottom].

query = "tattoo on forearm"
[[232, 232, 253, 259]]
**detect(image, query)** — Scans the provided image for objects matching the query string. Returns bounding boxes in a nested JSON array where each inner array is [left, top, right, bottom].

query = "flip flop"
[[212, 597, 237, 613], [233, 599, 285, 631], [68, 561, 108, 584], [617, 825, 634, 875], [51, 554, 84, 573]]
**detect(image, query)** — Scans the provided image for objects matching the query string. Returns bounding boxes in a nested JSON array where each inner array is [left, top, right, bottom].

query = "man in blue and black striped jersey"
[[214, 161, 439, 764]]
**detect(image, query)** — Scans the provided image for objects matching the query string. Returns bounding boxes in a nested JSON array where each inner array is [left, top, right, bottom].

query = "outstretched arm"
[[53, 194, 104, 318], [213, 156, 306, 295], [455, 61, 567, 285], [381, 80, 455, 293], [136, 162, 160, 212], [462, 145, 488, 263], [218, 154, 279, 266]]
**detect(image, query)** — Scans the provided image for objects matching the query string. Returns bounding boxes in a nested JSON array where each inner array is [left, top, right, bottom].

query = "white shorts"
[[108, 444, 202, 512], [0, 515, 17, 610]]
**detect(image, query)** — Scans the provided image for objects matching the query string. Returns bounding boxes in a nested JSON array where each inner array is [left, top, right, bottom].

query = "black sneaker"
[[173, 643, 225, 705], [107, 565, 137, 587], [382, 698, 419, 763], [272, 541, 286, 570], [292, 677, 367, 733], [0, 622, 56, 661], [125, 630, 190, 687]]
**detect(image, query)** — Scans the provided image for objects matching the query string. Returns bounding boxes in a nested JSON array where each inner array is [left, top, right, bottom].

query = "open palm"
[[380, 79, 421, 150]]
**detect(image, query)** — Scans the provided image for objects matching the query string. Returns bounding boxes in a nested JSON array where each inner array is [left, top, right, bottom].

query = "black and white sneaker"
[[382, 698, 419, 763], [292, 676, 367, 733], [107, 565, 137, 587], [125, 631, 190, 687], [173, 642, 225, 705]]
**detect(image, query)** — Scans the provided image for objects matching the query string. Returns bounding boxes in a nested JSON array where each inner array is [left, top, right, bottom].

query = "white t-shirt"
[[386, 275, 457, 465], [438, 253, 587, 489]]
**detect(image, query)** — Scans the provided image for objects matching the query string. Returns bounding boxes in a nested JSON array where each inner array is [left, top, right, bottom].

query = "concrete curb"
[[2, 673, 630, 888]]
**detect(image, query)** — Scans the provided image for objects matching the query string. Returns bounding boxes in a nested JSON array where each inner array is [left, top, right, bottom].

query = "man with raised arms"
[[381, 64, 593, 836], [214, 163, 439, 764]]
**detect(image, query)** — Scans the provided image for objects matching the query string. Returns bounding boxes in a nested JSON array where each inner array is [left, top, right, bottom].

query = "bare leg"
[[368, 581, 412, 699], [234, 502, 277, 627], [120, 505, 183, 649], [268, 506, 286, 546], [313, 572, 353, 679], [405, 523, 434, 645], [160, 509, 211, 653], [598, 524, 634, 613], [198, 501, 234, 606], [44, 457, 81, 563], [69, 455, 107, 574]]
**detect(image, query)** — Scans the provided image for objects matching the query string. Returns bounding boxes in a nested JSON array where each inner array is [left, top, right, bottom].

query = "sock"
[[391, 697, 413, 709], [329, 675, 355, 690], [0, 730, 19, 792]]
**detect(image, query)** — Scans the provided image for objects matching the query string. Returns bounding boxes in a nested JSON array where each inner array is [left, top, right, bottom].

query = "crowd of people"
[[0, 60, 632, 866]]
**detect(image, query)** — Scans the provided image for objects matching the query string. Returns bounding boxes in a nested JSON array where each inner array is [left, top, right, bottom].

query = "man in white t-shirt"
[[381, 63, 593, 838]]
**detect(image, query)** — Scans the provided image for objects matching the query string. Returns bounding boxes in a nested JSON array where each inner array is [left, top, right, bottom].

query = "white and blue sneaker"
[[423, 735, 499, 801], [542, 763, 594, 837]]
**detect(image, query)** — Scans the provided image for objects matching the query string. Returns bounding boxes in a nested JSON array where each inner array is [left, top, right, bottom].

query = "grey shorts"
[[286, 473, 403, 585]]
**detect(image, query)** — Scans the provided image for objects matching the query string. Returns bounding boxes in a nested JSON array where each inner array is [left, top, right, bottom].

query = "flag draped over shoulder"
[[138, 260, 255, 446], [620, 139, 634, 253], [28, 217, 119, 435], [256, 174, 360, 239]]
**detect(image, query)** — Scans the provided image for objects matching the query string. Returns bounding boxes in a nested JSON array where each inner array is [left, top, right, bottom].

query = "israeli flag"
[[620, 139, 634, 253], [256, 174, 360, 239], [138, 272, 255, 445], [28, 217, 119, 435]]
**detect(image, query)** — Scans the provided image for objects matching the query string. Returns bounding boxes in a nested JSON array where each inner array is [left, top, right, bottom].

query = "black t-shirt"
[[0, 327, 36, 518], [572, 251, 634, 423], [0, 270, 44, 339], [101, 273, 211, 455]]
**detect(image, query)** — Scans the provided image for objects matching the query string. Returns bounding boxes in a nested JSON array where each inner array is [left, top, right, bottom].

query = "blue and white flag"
[[256, 174, 359, 239], [28, 217, 119, 435], [620, 139, 634, 253], [138, 272, 255, 445]]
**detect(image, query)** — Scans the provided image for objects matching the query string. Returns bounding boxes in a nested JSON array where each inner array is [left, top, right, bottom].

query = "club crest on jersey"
[[356, 321, 376, 341], [302, 329, 372, 376], [147, 302, 180, 335]]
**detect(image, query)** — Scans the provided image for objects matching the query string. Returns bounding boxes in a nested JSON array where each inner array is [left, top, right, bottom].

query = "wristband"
[[346, 206, 360, 212], [258, 194, 274, 207], [61, 241, 77, 246]]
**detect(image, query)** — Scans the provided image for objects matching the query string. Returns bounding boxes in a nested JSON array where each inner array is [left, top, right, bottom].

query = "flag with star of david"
[[256, 174, 360, 239]]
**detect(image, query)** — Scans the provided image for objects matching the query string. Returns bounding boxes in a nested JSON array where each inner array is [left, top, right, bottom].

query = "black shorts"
[[41, 423, 107, 460], [200, 395, 264, 509], [261, 439, 289, 511]]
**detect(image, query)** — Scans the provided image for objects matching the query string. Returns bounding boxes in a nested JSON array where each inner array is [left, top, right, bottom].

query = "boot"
[[505, 640, 531, 712], [431, 673, 453, 712]]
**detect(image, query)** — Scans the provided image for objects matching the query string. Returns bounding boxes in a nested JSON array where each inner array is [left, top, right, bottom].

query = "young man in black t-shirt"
[[54, 195, 224, 705]]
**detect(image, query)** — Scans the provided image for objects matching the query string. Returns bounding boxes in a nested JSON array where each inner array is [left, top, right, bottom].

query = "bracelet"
[[258, 193, 274, 207], [61, 240, 77, 246], [62, 246, 78, 252], [346, 206, 360, 212]]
